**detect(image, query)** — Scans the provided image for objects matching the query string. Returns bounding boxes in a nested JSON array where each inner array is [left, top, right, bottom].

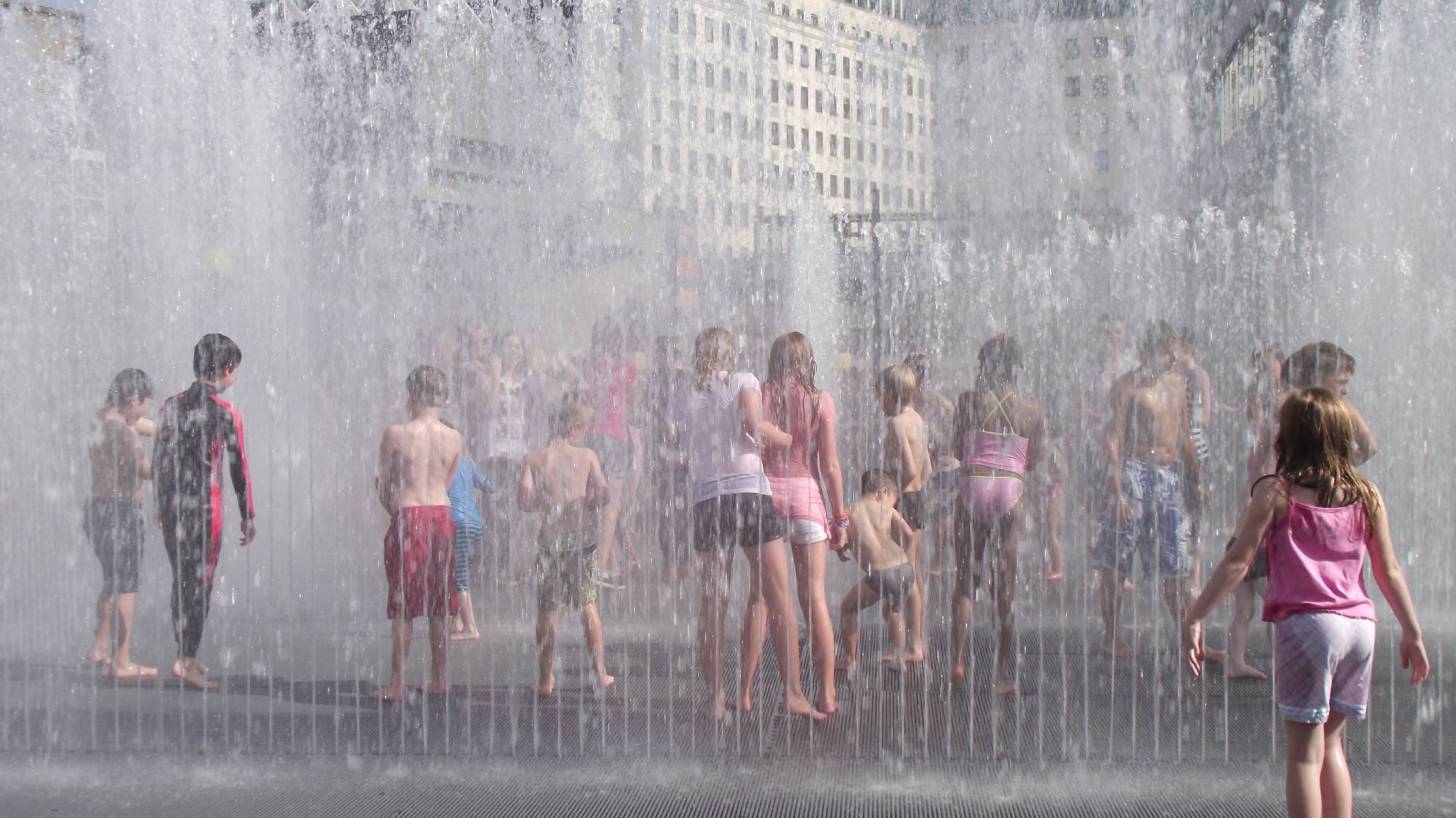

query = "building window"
[[869, 142, 877, 164], [740, 114, 749, 139], [815, 48, 823, 72], [687, 105, 697, 130], [770, 122, 780, 145], [1065, 76, 1081, 97], [1126, 109, 1139, 131], [1064, 37, 1079, 60], [800, 45, 809, 68], [670, 147, 681, 172], [856, 60, 863, 81], [669, 9, 679, 33], [722, 111, 732, 136], [652, 144, 662, 170], [770, 80, 780, 103], [1094, 111, 1109, 133], [801, 86, 809, 108], [830, 134, 838, 156], [1123, 36, 1136, 57], [689, 150, 698, 176], [810, 12, 818, 25], [669, 56, 679, 80], [857, 102, 864, 123], [786, 127, 795, 148], [705, 18, 714, 43], [1093, 37, 1108, 58], [906, 74, 914, 96], [816, 172, 824, 194], [815, 90, 823, 113], [857, 139, 864, 161], [815, 131, 824, 154], [830, 175, 838, 196], [722, 21, 730, 45], [1123, 74, 1137, 96], [828, 52, 837, 75], [739, 27, 747, 50], [785, 39, 794, 64], [843, 55, 850, 76], [881, 105, 888, 126], [770, 36, 778, 59], [722, 66, 731, 89], [1069, 112, 1081, 134], [1093, 75, 1109, 96], [688, 59, 697, 82], [705, 63, 715, 88], [705, 109, 715, 134], [918, 77, 925, 98], [786, 84, 795, 107], [1095, 149, 1110, 172], [652, 96, 661, 122], [800, 127, 808, 150], [907, 113, 914, 133]]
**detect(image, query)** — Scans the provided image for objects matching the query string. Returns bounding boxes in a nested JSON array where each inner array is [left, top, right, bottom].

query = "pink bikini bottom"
[[958, 475, 1025, 521]]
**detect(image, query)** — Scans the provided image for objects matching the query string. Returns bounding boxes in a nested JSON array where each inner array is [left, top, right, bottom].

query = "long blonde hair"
[[764, 332, 821, 453], [692, 327, 736, 391], [1275, 387, 1380, 531]]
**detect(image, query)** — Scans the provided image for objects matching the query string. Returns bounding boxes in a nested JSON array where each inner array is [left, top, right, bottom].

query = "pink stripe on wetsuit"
[[958, 390, 1029, 522]]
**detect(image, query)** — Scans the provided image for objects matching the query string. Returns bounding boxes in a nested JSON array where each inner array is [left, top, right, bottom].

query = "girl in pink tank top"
[[1181, 388, 1428, 818]]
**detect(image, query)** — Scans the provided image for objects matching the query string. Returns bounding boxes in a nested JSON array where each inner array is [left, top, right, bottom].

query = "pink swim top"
[[1262, 477, 1375, 623], [962, 390, 1029, 476], [761, 384, 834, 528]]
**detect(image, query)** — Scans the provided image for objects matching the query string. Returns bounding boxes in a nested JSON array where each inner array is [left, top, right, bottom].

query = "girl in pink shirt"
[[1182, 388, 1428, 818], [752, 332, 847, 715]]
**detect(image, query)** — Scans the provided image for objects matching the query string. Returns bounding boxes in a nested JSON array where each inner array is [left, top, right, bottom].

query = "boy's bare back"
[[883, 409, 932, 492], [847, 498, 911, 573], [520, 441, 606, 533], [379, 418, 461, 512]]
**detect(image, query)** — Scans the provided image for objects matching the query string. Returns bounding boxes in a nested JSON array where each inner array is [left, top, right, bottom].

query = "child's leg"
[[1283, 720, 1326, 818], [1096, 567, 1129, 655], [380, 618, 411, 699], [905, 528, 926, 658], [427, 616, 447, 693], [535, 607, 560, 697], [697, 549, 731, 720], [1043, 486, 1065, 580], [598, 478, 623, 577], [993, 513, 1021, 692], [737, 573, 768, 712], [882, 601, 907, 671], [1319, 713, 1351, 818], [111, 592, 153, 675], [580, 603, 615, 689], [791, 540, 836, 713], [744, 537, 821, 719], [949, 503, 975, 685], [837, 580, 880, 671], [1228, 582, 1266, 678], [90, 591, 113, 663]]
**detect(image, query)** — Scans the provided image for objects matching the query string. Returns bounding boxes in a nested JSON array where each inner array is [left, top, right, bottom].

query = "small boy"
[[446, 447, 492, 642], [153, 333, 256, 690], [878, 363, 933, 661], [835, 469, 919, 673], [518, 393, 615, 698], [375, 366, 461, 700]]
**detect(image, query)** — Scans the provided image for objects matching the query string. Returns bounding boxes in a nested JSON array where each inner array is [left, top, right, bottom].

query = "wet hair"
[[1137, 320, 1177, 361], [903, 351, 932, 387], [1275, 387, 1379, 532], [692, 327, 736, 391], [551, 392, 594, 438], [877, 363, 918, 415], [860, 468, 899, 497], [193, 333, 242, 380], [974, 334, 1021, 393], [1284, 342, 1355, 388], [104, 368, 153, 409], [406, 365, 449, 408], [765, 332, 821, 440]]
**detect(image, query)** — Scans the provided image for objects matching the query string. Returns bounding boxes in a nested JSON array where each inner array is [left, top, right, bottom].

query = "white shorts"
[[786, 518, 828, 546]]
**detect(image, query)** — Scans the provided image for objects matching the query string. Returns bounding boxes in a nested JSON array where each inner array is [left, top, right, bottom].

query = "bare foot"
[[882, 655, 908, 674], [1201, 647, 1227, 663], [994, 679, 1020, 696], [536, 672, 555, 699], [1227, 661, 1268, 680], [112, 662, 158, 680], [1043, 571, 1064, 583], [785, 693, 827, 722], [703, 693, 727, 722], [1121, 578, 1134, 593], [427, 683, 449, 696], [735, 690, 753, 714], [950, 665, 967, 689], [172, 663, 217, 691], [86, 648, 111, 667], [907, 649, 926, 665], [448, 630, 481, 642], [816, 693, 837, 715], [835, 658, 858, 677], [595, 673, 616, 692], [1098, 638, 1134, 658], [370, 684, 404, 702]]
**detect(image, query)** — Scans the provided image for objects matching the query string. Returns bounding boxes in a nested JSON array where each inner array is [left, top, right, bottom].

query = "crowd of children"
[[86, 321, 1431, 816]]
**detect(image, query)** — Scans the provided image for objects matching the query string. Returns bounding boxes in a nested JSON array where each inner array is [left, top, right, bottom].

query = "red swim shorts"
[[383, 506, 454, 619]]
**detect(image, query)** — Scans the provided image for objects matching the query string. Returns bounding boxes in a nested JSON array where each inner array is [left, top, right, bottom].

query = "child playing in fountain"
[[835, 469, 918, 673], [446, 443, 492, 641], [375, 365, 461, 700], [518, 393, 615, 698], [878, 364, 932, 662], [1182, 387, 1428, 818]]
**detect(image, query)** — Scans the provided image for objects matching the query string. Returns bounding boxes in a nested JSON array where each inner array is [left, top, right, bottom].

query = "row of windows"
[[1069, 109, 1139, 135], [662, 46, 926, 109], [1065, 35, 1136, 61], [655, 143, 926, 208], [652, 175, 928, 222], [666, 4, 917, 55], [663, 57, 929, 127], [1064, 73, 1137, 98]]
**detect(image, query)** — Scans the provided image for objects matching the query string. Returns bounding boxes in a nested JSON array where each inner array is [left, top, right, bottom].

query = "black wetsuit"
[[152, 382, 254, 658]]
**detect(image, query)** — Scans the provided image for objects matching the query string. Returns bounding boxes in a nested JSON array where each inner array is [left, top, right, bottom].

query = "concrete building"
[[629, 0, 937, 258]]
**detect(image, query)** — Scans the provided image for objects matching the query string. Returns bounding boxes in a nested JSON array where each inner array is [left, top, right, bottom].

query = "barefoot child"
[[446, 448, 492, 641], [878, 363, 932, 662], [86, 369, 157, 680], [375, 366, 461, 700], [1183, 387, 1428, 818], [153, 334, 256, 690], [517, 393, 615, 697], [835, 469, 917, 673]]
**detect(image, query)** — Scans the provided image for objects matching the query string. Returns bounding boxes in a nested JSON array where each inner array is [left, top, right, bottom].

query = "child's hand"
[[1401, 632, 1430, 685], [835, 546, 852, 563], [240, 518, 257, 547], [1181, 619, 1203, 677], [1113, 492, 1132, 524]]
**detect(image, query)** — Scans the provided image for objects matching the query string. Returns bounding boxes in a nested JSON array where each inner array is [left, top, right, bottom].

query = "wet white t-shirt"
[[675, 371, 771, 501]]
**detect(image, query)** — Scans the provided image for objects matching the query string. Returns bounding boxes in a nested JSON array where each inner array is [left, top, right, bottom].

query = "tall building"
[[628, 0, 936, 259]]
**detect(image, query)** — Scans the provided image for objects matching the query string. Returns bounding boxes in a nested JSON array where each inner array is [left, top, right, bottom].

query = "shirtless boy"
[[1093, 321, 1202, 656], [835, 469, 918, 673], [518, 393, 615, 698], [878, 364, 933, 661], [375, 365, 462, 700], [87, 368, 157, 680]]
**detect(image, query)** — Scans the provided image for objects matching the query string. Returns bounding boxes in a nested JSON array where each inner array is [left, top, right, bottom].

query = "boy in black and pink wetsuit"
[[152, 334, 256, 690]]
